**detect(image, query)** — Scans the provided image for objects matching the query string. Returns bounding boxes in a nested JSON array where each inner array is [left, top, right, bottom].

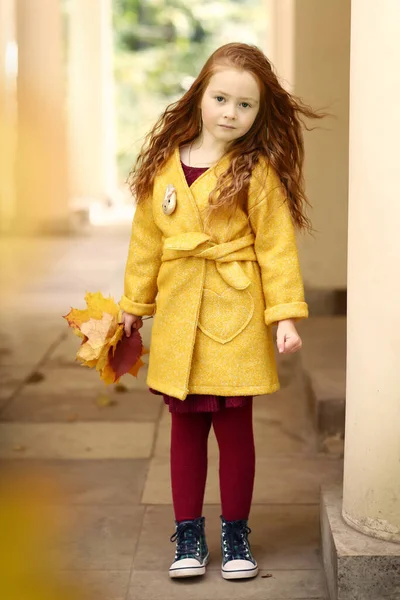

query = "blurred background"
[[0, 0, 350, 301], [0, 1, 353, 599], [1, 0, 271, 228]]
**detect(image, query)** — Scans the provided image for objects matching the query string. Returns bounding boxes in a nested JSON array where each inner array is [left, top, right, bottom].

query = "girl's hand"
[[121, 311, 143, 337], [276, 319, 302, 354]]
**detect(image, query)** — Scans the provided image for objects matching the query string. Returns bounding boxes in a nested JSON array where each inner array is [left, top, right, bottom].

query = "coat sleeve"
[[119, 197, 163, 316], [248, 163, 308, 326]]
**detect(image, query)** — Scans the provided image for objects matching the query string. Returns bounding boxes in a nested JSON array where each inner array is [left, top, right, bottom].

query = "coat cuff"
[[119, 296, 156, 317], [264, 302, 308, 326]]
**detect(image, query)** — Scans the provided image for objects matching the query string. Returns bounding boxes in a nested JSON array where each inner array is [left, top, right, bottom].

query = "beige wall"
[[266, 0, 350, 290]]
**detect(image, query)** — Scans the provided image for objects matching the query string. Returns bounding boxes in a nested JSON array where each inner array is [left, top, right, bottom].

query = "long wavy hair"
[[129, 42, 325, 231]]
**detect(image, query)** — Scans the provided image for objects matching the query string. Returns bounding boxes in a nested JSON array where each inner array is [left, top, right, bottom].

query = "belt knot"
[[162, 232, 256, 290]]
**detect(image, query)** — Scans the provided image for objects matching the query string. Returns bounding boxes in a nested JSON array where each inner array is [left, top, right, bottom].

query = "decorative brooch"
[[162, 184, 177, 215]]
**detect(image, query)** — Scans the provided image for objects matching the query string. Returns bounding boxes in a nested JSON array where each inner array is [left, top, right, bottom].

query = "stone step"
[[321, 486, 400, 600], [298, 317, 346, 454]]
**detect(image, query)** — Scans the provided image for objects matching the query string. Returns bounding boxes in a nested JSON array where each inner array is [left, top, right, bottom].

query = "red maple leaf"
[[108, 329, 143, 379]]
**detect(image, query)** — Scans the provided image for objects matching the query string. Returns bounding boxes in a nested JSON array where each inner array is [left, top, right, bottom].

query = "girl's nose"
[[223, 103, 237, 119]]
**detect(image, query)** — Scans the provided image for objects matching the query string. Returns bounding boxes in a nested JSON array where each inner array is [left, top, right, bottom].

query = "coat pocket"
[[198, 287, 254, 344]]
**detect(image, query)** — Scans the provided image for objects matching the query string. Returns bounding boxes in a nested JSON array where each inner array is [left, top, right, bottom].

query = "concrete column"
[[15, 0, 70, 233], [68, 0, 117, 202], [342, 0, 400, 543], [0, 0, 16, 232]]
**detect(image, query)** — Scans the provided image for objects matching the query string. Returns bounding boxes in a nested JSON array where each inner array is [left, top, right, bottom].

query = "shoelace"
[[170, 522, 201, 558], [222, 521, 252, 561]]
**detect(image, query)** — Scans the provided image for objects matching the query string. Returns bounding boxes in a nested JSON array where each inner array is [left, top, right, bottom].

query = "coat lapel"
[[172, 147, 230, 217]]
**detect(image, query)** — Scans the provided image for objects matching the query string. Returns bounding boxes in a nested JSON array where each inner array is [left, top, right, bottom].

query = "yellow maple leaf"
[[100, 362, 117, 385], [63, 306, 91, 331], [85, 291, 119, 318], [72, 328, 86, 340], [81, 313, 116, 341], [96, 323, 124, 372], [78, 358, 97, 368], [77, 343, 98, 363], [63, 291, 119, 331], [64, 291, 147, 385], [109, 323, 125, 352], [76, 313, 117, 363], [128, 358, 145, 378]]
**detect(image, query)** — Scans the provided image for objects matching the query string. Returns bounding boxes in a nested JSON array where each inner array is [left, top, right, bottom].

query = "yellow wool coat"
[[120, 148, 308, 400]]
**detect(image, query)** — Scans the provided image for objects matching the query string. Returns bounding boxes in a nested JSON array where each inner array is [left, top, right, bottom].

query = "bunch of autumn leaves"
[[64, 292, 146, 384]]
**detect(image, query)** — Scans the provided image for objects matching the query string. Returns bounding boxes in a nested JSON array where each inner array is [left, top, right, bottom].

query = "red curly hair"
[[128, 42, 325, 231]]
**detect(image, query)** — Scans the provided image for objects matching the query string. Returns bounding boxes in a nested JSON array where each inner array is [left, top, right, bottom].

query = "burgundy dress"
[[150, 160, 252, 414]]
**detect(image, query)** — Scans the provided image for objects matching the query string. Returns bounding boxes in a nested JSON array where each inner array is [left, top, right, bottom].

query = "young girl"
[[120, 42, 321, 581]]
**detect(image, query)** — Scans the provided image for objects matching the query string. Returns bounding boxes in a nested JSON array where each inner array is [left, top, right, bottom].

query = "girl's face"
[[200, 67, 260, 146]]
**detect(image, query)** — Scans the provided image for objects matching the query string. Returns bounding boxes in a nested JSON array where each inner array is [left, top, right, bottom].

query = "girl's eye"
[[241, 102, 251, 108], [216, 96, 225, 103]]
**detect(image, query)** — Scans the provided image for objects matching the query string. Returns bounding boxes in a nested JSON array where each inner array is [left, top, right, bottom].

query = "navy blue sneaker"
[[220, 516, 258, 579], [169, 516, 209, 578]]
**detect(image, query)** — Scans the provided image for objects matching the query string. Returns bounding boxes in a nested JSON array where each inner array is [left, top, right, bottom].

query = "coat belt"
[[161, 233, 257, 290]]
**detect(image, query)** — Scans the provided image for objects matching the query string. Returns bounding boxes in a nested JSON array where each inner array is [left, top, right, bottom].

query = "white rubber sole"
[[221, 564, 259, 580], [169, 553, 210, 578]]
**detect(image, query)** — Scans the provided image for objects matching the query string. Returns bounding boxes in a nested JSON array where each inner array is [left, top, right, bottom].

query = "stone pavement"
[[0, 227, 343, 600]]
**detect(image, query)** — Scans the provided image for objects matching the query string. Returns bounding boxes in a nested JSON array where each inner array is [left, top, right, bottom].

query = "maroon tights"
[[170, 401, 255, 522]]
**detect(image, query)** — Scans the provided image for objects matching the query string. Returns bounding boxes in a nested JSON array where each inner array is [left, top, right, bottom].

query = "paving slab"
[[0, 314, 64, 366], [0, 234, 343, 600], [142, 456, 343, 505], [133, 504, 322, 572], [0, 233, 128, 296], [128, 568, 328, 599], [55, 505, 145, 571], [59, 570, 131, 600], [0, 367, 161, 422], [0, 365, 32, 409], [0, 459, 150, 505], [0, 422, 155, 459]]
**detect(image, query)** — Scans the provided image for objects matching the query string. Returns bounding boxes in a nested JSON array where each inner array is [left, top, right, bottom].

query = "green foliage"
[[113, 0, 264, 182], [114, 0, 207, 51]]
